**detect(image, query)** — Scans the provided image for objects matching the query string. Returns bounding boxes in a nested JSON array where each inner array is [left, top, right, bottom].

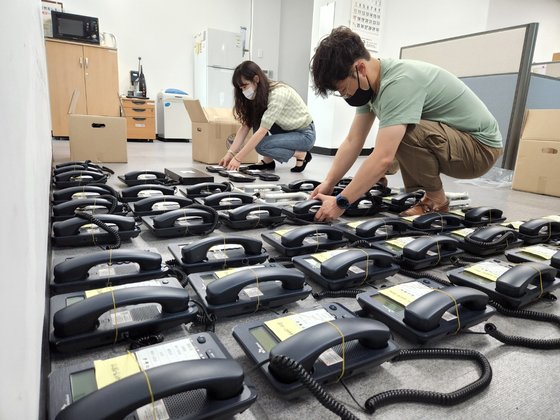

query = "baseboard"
[[311, 146, 373, 156]]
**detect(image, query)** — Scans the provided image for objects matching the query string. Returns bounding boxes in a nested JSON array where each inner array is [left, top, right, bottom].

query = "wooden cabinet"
[[121, 98, 156, 140], [45, 39, 120, 137]]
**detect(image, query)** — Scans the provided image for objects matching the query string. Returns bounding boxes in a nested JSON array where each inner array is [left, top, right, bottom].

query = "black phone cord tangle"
[[190, 299, 216, 332], [484, 300, 560, 349], [74, 211, 121, 250], [97, 194, 119, 214], [449, 254, 485, 267], [364, 348, 492, 413], [312, 289, 366, 300], [268, 355, 360, 420], [397, 268, 452, 287]]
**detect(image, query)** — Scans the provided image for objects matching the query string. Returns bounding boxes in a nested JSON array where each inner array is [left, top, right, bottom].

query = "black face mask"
[[344, 66, 375, 107]]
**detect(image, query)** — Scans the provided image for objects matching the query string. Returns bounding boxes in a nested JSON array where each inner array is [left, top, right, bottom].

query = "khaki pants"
[[393, 120, 502, 192]]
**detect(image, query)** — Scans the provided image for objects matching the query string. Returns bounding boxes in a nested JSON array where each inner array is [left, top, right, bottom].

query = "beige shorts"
[[393, 119, 503, 192]]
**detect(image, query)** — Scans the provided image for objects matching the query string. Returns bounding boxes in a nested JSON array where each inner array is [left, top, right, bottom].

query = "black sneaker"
[[247, 160, 276, 171]]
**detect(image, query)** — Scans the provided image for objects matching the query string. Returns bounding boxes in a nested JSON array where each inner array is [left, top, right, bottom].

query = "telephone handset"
[[357, 281, 495, 343], [261, 224, 348, 257], [293, 199, 322, 215], [461, 225, 521, 256], [130, 195, 193, 216], [53, 170, 108, 188], [198, 191, 254, 209], [118, 170, 168, 186], [50, 283, 198, 352], [292, 248, 399, 290], [51, 249, 168, 294], [54, 359, 247, 420], [518, 218, 560, 244], [220, 203, 285, 229], [344, 194, 385, 217], [52, 214, 140, 247], [169, 235, 268, 273], [269, 318, 391, 384], [447, 261, 559, 308], [232, 302, 399, 398], [55, 161, 113, 174], [553, 252, 560, 269], [182, 181, 232, 197], [410, 212, 463, 232], [119, 184, 176, 202], [143, 206, 219, 237], [334, 217, 409, 242], [52, 184, 118, 204], [401, 235, 462, 269], [282, 179, 320, 192], [53, 164, 104, 176], [52, 197, 121, 221], [462, 206, 505, 227], [384, 191, 424, 213]]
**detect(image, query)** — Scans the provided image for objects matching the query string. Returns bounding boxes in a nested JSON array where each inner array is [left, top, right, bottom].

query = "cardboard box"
[[512, 109, 560, 197], [184, 99, 257, 164], [552, 52, 560, 62], [68, 91, 128, 163]]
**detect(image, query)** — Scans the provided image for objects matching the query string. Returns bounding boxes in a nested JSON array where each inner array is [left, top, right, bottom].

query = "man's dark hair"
[[310, 26, 371, 97]]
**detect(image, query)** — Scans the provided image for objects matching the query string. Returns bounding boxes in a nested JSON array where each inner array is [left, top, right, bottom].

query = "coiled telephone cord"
[[464, 230, 517, 248], [364, 348, 492, 413], [75, 211, 121, 250], [312, 289, 366, 300]]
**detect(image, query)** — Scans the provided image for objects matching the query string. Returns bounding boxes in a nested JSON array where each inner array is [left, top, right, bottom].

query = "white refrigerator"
[[194, 28, 244, 108]]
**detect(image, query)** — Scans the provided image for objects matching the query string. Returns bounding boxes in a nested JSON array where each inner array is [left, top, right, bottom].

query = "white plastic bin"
[[156, 89, 192, 141]]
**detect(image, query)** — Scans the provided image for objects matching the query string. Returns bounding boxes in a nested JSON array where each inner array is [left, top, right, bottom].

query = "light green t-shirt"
[[357, 58, 502, 148]]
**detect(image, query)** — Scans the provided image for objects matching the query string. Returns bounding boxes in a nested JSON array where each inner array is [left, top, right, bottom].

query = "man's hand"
[[314, 194, 344, 222], [310, 182, 335, 199]]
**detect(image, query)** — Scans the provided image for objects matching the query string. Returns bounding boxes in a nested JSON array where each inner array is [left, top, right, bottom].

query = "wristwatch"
[[335, 194, 351, 210]]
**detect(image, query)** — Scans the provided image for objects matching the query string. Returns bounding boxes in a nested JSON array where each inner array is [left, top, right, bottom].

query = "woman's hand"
[[226, 156, 241, 171], [219, 153, 232, 167]]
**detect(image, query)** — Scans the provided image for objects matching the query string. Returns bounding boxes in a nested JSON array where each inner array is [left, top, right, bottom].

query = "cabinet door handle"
[[79, 57, 83, 68], [85, 57, 89, 68]]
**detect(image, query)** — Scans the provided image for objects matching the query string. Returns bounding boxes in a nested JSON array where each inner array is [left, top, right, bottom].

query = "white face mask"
[[243, 85, 256, 100]]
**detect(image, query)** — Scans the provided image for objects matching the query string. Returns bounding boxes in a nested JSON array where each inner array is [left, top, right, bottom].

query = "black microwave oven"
[[51, 11, 100, 44]]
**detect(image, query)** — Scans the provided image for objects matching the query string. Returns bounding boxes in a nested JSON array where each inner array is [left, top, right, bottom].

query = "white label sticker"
[[242, 287, 264, 298], [110, 311, 133, 326], [135, 338, 201, 370], [97, 267, 117, 277], [135, 400, 170, 420], [318, 348, 343, 366]]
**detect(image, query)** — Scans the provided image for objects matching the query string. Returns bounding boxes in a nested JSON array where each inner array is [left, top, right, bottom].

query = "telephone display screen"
[[65, 296, 85, 306], [70, 368, 97, 402], [250, 326, 278, 352], [373, 294, 404, 312]]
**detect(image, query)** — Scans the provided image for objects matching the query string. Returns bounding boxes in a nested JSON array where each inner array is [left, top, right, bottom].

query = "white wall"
[[278, 0, 314, 100], [0, 0, 52, 418], [486, 0, 560, 62]]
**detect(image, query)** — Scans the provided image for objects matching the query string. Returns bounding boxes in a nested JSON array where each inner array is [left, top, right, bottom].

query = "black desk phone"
[[232, 302, 399, 399], [446, 225, 522, 256], [54, 170, 108, 189], [382, 190, 424, 213], [261, 224, 348, 257], [118, 170, 169, 187], [401, 212, 464, 233], [52, 184, 118, 204], [142, 205, 219, 238], [219, 203, 286, 229], [53, 163, 105, 176], [187, 263, 312, 317], [51, 214, 141, 247], [292, 248, 399, 290], [49, 333, 257, 420], [195, 191, 254, 210], [180, 181, 232, 198], [50, 278, 198, 353], [335, 217, 410, 242], [168, 234, 268, 274], [51, 249, 169, 294], [447, 260, 559, 308], [516, 217, 560, 244], [281, 179, 321, 193], [505, 243, 560, 265], [281, 199, 322, 223], [119, 184, 176, 203], [343, 194, 387, 217], [357, 279, 495, 343], [52, 197, 126, 221], [371, 235, 463, 269], [448, 206, 506, 227], [129, 195, 193, 216]]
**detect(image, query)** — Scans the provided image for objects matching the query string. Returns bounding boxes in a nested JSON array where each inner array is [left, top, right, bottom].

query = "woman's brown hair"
[[232, 60, 274, 128]]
